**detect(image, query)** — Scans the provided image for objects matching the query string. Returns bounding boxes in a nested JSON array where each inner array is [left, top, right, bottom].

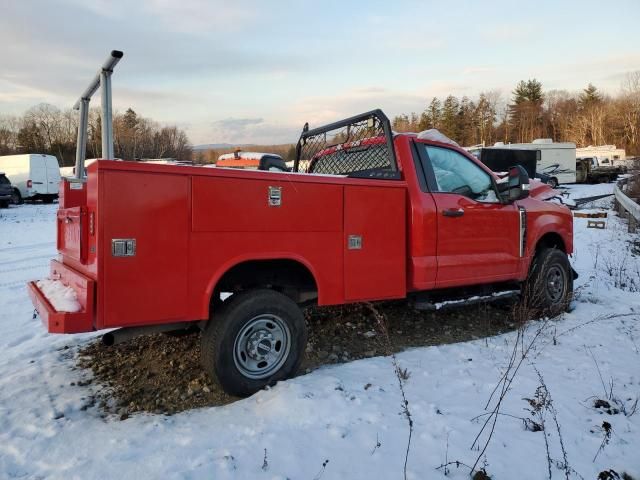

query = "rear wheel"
[[11, 189, 22, 205], [0, 200, 8, 209], [547, 177, 559, 189], [201, 289, 307, 397], [524, 248, 573, 316]]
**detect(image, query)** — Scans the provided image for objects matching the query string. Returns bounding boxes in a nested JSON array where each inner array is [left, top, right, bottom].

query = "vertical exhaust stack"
[[73, 50, 124, 180]]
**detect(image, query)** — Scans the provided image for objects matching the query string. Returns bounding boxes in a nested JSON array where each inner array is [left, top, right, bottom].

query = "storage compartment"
[[57, 206, 88, 263], [100, 170, 190, 327], [59, 177, 87, 209], [343, 185, 406, 301], [27, 260, 95, 333]]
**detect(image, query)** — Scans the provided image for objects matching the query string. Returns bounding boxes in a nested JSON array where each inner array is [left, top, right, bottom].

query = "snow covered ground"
[[0, 190, 639, 480]]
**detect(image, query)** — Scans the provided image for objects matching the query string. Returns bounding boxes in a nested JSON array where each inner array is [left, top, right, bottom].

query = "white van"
[[491, 139, 576, 185], [0, 154, 61, 203]]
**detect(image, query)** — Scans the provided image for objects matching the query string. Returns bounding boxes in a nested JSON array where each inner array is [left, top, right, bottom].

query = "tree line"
[[392, 72, 640, 154], [0, 104, 192, 166]]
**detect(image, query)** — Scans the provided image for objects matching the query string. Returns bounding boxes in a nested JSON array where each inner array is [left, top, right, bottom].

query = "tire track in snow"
[[0, 279, 36, 291], [0, 241, 53, 254], [0, 264, 48, 275], [0, 253, 53, 268]]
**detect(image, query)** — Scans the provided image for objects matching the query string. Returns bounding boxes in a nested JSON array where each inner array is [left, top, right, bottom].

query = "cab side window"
[[421, 145, 499, 203]]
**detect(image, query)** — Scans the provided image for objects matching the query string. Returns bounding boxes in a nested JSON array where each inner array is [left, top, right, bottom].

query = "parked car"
[[0, 173, 13, 208], [0, 154, 61, 203]]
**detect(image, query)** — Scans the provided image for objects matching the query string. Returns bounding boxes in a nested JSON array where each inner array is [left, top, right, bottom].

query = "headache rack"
[[293, 109, 399, 179]]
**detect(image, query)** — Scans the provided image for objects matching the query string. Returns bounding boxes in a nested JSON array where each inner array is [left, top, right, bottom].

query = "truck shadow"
[[77, 300, 518, 419]]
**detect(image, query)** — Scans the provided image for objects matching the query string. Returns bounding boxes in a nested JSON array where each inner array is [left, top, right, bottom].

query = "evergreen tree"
[[457, 96, 475, 145], [509, 79, 544, 142], [123, 108, 138, 129], [440, 95, 459, 139], [579, 83, 602, 108]]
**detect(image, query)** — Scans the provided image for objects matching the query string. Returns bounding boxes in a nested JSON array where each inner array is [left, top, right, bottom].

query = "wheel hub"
[[246, 331, 274, 360], [233, 314, 292, 380], [546, 265, 566, 303]]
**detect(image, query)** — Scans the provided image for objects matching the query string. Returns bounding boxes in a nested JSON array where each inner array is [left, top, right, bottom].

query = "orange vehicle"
[[216, 150, 289, 172]]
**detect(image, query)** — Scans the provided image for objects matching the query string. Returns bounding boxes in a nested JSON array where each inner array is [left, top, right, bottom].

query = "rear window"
[[0, 174, 10, 185], [311, 144, 391, 175]]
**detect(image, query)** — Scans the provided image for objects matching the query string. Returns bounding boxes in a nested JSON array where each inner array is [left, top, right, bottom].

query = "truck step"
[[412, 289, 520, 311]]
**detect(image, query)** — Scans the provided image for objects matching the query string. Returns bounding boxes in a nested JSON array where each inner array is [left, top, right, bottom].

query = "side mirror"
[[507, 165, 530, 202]]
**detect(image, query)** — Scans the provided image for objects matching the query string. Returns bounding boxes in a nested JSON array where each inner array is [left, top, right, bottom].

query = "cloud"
[[138, 0, 258, 34], [198, 117, 299, 145], [212, 118, 264, 129], [0, 0, 305, 107], [290, 87, 427, 127]]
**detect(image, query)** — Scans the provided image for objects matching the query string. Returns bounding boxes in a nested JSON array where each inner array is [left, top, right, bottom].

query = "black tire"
[[547, 177, 558, 189], [0, 200, 8, 209], [524, 248, 573, 316], [11, 189, 23, 205], [201, 289, 307, 397]]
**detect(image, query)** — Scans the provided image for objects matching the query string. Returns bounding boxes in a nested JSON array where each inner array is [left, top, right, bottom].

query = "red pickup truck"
[[29, 109, 573, 396]]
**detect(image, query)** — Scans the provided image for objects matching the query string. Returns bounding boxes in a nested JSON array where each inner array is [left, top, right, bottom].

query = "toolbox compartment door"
[[343, 185, 406, 301], [57, 206, 88, 263], [101, 170, 189, 327]]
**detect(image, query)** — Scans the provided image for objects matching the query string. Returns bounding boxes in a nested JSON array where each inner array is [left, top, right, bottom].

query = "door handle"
[[442, 208, 464, 217]]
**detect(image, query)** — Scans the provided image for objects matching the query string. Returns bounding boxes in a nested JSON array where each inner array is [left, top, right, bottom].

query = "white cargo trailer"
[[491, 139, 576, 185], [0, 154, 61, 203]]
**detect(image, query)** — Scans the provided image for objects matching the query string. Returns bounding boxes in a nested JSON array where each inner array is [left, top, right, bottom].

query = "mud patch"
[[78, 300, 517, 418]]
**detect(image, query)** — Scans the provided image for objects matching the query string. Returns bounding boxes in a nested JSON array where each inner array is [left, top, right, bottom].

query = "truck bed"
[[39, 160, 407, 332]]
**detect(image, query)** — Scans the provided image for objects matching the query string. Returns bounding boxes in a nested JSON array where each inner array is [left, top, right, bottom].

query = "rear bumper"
[[27, 260, 95, 334]]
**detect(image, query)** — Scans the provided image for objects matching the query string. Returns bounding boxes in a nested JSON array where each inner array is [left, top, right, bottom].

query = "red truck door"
[[414, 142, 520, 288]]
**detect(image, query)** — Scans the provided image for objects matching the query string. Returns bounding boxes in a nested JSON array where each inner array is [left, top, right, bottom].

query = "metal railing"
[[614, 173, 640, 233], [293, 109, 398, 178], [72, 50, 124, 180]]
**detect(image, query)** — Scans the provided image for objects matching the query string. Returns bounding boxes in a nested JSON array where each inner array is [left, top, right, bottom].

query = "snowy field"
[[0, 186, 639, 480]]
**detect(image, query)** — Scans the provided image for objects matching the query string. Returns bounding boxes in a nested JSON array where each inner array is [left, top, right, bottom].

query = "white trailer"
[[491, 139, 576, 185], [0, 154, 61, 203], [576, 145, 632, 169]]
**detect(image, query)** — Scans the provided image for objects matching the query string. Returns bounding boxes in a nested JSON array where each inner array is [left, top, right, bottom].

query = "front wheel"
[[201, 289, 307, 397], [524, 248, 573, 316]]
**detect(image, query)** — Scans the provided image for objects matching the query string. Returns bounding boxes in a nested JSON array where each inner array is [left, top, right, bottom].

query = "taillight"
[[27, 179, 32, 188]]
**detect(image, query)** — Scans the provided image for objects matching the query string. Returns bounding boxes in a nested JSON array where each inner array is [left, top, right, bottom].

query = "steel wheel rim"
[[546, 265, 566, 303], [233, 314, 291, 380]]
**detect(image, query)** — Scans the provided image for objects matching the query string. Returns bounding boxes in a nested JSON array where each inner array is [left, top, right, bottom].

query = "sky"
[[1, 0, 640, 146]]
